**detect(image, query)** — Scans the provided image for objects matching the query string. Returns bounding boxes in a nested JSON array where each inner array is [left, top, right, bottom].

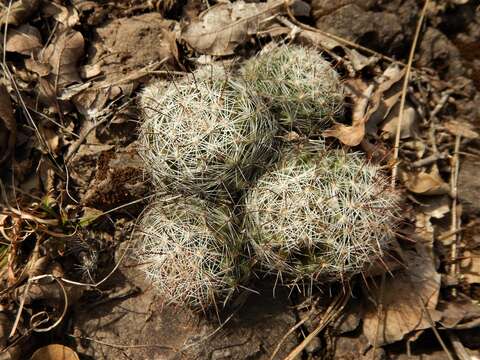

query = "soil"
[[0, 0, 480, 360]]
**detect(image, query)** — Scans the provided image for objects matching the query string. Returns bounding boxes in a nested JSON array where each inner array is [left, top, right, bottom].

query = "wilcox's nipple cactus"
[[242, 45, 344, 135], [137, 198, 246, 308], [138, 65, 278, 198], [243, 141, 399, 286]]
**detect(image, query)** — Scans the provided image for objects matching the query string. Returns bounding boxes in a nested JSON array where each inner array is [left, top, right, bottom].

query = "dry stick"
[[283, 292, 349, 360], [449, 134, 461, 297], [371, 274, 386, 359], [417, 291, 454, 360], [269, 301, 319, 360], [372, 1, 430, 359], [391, 0, 430, 187], [64, 116, 110, 164], [447, 331, 471, 360], [67, 334, 177, 351], [284, 4, 401, 65]]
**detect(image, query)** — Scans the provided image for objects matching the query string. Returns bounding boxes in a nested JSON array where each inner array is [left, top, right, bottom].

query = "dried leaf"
[[421, 195, 450, 220], [5, 24, 42, 55], [30, 344, 79, 360], [42, 2, 79, 27], [344, 48, 379, 71], [437, 299, 480, 329], [182, 0, 304, 56], [444, 119, 479, 139], [459, 250, 480, 284], [365, 65, 405, 135], [402, 166, 450, 195], [323, 82, 373, 146], [323, 65, 405, 146], [381, 105, 419, 139], [79, 63, 102, 79], [40, 125, 61, 155], [0, 84, 16, 164], [37, 78, 57, 111], [40, 29, 85, 90], [25, 58, 51, 77], [362, 247, 441, 346], [323, 122, 366, 146], [0, 0, 40, 26]]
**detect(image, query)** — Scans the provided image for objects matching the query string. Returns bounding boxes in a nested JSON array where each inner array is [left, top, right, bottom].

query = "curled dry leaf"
[[0, 0, 40, 26], [323, 80, 372, 146], [323, 65, 404, 146], [437, 299, 480, 329], [362, 247, 441, 346], [40, 29, 85, 90], [0, 84, 16, 164], [323, 122, 366, 146], [182, 0, 305, 56], [5, 24, 42, 55], [42, 2, 79, 27], [401, 166, 450, 195]]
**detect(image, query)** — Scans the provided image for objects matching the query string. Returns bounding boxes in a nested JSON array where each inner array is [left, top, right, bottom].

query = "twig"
[[391, 0, 430, 187], [283, 292, 349, 360], [64, 116, 110, 164], [372, 2, 430, 358], [447, 331, 471, 360], [67, 334, 176, 351], [449, 134, 461, 296], [418, 295, 454, 360], [371, 274, 386, 360], [412, 152, 448, 168], [269, 300, 319, 360]]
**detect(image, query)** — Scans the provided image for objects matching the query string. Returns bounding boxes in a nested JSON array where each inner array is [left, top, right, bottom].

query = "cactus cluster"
[[136, 44, 398, 308]]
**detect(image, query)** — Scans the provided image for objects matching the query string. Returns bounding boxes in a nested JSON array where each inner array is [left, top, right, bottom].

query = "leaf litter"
[[0, 0, 479, 359]]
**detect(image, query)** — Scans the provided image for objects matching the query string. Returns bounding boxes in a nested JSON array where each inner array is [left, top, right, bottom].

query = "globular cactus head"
[[138, 65, 278, 198], [243, 141, 399, 287], [242, 45, 344, 135], [136, 197, 247, 309]]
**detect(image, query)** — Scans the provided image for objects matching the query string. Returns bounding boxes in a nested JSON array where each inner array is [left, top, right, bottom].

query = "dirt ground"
[[1, 0, 480, 359]]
